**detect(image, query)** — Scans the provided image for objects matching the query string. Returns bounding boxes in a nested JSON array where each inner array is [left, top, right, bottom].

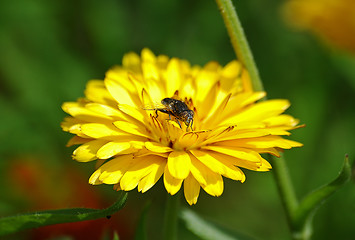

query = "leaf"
[[0, 192, 128, 236], [180, 208, 257, 240], [292, 155, 351, 232]]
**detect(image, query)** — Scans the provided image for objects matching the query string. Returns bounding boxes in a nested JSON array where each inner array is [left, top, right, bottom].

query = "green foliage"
[[134, 201, 151, 240], [0, 192, 127, 236], [180, 208, 257, 240]]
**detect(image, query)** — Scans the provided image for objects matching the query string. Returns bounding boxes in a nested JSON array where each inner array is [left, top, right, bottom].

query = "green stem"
[[269, 154, 299, 228], [215, 0, 264, 92], [163, 193, 180, 240], [216, 0, 302, 238]]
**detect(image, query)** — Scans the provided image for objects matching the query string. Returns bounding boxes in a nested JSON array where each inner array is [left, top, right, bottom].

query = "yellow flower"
[[61, 49, 302, 205], [283, 0, 355, 54]]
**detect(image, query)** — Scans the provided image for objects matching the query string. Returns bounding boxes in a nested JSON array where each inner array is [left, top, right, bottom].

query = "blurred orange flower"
[[283, 0, 355, 54]]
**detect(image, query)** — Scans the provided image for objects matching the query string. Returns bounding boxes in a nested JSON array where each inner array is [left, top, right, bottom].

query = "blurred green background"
[[1, 0, 355, 239]]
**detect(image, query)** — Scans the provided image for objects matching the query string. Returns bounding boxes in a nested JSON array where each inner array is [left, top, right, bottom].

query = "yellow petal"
[[220, 92, 266, 119], [163, 165, 183, 195], [105, 67, 137, 93], [85, 103, 123, 119], [256, 148, 281, 157], [141, 48, 156, 62], [225, 136, 303, 149], [84, 80, 116, 106], [167, 151, 191, 179], [184, 174, 200, 205], [89, 154, 134, 184], [201, 145, 260, 162], [203, 151, 245, 182], [263, 114, 300, 127], [224, 99, 290, 124], [189, 153, 224, 196], [118, 104, 146, 124], [202, 151, 261, 172], [113, 121, 150, 138], [96, 141, 132, 159], [138, 157, 166, 193], [88, 171, 102, 185], [135, 147, 170, 158], [144, 78, 164, 103], [142, 61, 159, 81], [241, 69, 253, 92], [165, 58, 182, 97], [122, 51, 141, 72], [81, 123, 127, 139], [190, 149, 245, 182], [120, 155, 165, 191], [145, 141, 173, 153], [62, 102, 112, 122], [66, 136, 91, 147], [257, 159, 272, 171], [196, 81, 219, 120], [221, 60, 242, 79], [194, 67, 218, 105], [73, 139, 108, 162], [202, 93, 231, 127], [105, 78, 135, 106]]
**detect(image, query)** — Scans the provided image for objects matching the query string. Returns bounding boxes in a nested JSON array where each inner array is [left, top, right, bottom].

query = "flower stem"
[[163, 193, 180, 240], [215, 0, 264, 92], [269, 154, 299, 228], [216, 0, 302, 238]]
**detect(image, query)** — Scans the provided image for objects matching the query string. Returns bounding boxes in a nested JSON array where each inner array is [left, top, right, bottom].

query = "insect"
[[145, 98, 194, 131]]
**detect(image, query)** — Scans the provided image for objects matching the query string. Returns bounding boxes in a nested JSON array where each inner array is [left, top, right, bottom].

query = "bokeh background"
[[1, 0, 355, 239]]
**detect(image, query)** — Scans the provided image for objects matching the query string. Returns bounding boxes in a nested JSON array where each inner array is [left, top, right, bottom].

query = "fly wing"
[[141, 101, 166, 111]]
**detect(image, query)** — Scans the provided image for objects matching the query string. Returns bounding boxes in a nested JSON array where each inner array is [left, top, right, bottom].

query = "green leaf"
[[291, 155, 351, 238], [134, 201, 151, 240], [0, 192, 128, 236], [180, 208, 257, 240]]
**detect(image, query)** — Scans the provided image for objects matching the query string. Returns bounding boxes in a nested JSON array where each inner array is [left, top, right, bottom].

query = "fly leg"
[[176, 118, 182, 129], [186, 119, 193, 132]]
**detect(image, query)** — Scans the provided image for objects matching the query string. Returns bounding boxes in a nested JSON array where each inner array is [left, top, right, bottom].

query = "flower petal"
[[120, 155, 166, 191], [105, 78, 135, 106], [73, 139, 108, 162], [138, 156, 166, 193], [81, 123, 127, 139], [89, 154, 134, 184], [96, 141, 132, 159], [220, 136, 303, 149], [118, 104, 146, 124], [84, 80, 116, 106], [190, 149, 245, 181], [113, 121, 150, 138], [189, 153, 224, 196], [167, 151, 191, 179], [66, 136, 91, 147], [165, 58, 182, 97], [164, 165, 183, 195], [184, 174, 200, 205], [122, 51, 141, 72], [62, 102, 112, 122], [201, 145, 261, 162], [85, 103, 124, 119], [145, 141, 173, 153], [224, 99, 290, 124]]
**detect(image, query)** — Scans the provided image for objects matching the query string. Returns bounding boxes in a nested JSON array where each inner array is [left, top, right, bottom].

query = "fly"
[[144, 98, 194, 131]]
